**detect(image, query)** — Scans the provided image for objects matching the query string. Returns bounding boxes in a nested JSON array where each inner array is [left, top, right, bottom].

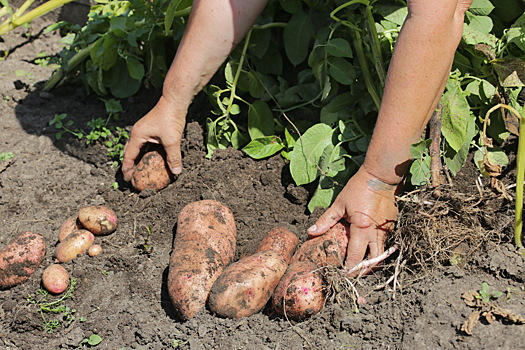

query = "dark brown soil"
[[1, 16, 524, 350]]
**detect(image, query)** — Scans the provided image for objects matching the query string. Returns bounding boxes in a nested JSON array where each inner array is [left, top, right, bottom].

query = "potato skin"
[[208, 250, 288, 319], [58, 216, 83, 242], [168, 241, 225, 320], [87, 244, 102, 257], [272, 261, 326, 320], [55, 230, 95, 263], [78, 205, 118, 236], [0, 231, 46, 288], [175, 200, 237, 265], [131, 145, 172, 192], [291, 222, 349, 267], [42, 264, 70, 294], [255, 226, 299, 264]]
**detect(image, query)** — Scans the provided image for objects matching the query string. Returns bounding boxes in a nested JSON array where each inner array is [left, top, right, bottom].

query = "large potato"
[[255, 226, 299, 264], [58, 216, 83, 242], [208, 250, 288, 319], [42, 264, 70, 294], [291, 222, 349, 267], [272, 261, 326, 320], [0, 231, 46, 288], [168, 241, 225, 320], [78, 205, 118, 236], [168, 200, 237, 320], [175, 200, 237, 265], [55, 230, 95, 263], [131, 145, 172, 192]]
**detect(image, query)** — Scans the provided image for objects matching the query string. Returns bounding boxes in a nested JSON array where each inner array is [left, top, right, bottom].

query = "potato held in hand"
[[55, 230, 95, 263], [0, 231, 46, 288], [131, 146, 172, 192], [42, 264, 70, 294], [78, 205, 118, 236]]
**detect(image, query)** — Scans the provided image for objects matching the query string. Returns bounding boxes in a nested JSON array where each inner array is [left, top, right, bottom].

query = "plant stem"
[[515, 105, 525, 248], [225, 28, 252, 117]]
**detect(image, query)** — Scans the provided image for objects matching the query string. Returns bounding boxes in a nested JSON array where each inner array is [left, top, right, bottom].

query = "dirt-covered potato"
[[58, 216, 83, 242], [168, 240, 225, 320], [42, 264, 70, 294], [78, 205, 118, 236], [255, 226, 299, 264], [0, 231, 46, 288], [168, 200, 237, 320], [55, 229, 95, 263], [291, 222, 349, 267], [208, 250, 288, 319], [131, 145, 172, 192], [272, 261, 326, 320]]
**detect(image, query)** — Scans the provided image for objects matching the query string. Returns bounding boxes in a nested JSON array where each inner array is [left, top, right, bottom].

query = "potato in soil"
[[55, 229, 95, 263], [42, 264, 70, 294], [131, 145, 172, 192], [0, 231, 46, 288], [78, 205, 118, 236], [208, 250, 288, 318], [272, 261, 326, 320], [255, 226, 299, 264], [58, 216, 83, 242]]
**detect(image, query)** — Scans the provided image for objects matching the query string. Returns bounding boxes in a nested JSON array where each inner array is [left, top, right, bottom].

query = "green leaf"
[[248, 101, 274, 140], [249, 27, 271, 59], [279, 0, 302, 14], [283, 10, 314, 66], [104, 61, 141, 98], [126, 56, 144, 81], [308, 183, 335, 213], [462, 23, 497, 46], [325, 38, 353, 58], [409, 154, 431, 186], [441, 80, 471, 152], [328, 57, 356, 85], [242, 136, 284, 159], [320, 93, 353, 125], [290, 123, 334, 185], [466, 13, 493, 34], [444, 115, 476, 176], [468, 0, 495, 16], [87, 334, 103, 346]]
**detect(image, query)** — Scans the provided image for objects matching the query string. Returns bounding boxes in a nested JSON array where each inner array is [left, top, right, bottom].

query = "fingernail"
[[307, 225, 317, 233], [171, 167, 182, 175]]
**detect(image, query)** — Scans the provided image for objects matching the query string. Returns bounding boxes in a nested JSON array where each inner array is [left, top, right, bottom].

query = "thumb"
[[307, 205, 344, 237], [163, 142, 183, 175]]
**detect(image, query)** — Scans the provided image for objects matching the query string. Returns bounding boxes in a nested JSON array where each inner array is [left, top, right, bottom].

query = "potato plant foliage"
[[49, 0, 525, 211]]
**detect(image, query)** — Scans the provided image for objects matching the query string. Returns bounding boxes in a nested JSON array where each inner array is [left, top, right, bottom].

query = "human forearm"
[[363, 0, 473, 185], [162, 0, 269, 105]]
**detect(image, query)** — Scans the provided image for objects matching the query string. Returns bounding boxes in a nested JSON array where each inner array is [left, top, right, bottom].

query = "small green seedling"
[[138, 226, 153, 255], [475, 282, 503, 303], [80, 334, 103, 347], [0, 152, 14, 161]]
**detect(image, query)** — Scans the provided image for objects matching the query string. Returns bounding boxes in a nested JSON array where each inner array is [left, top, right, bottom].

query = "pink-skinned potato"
[[131, 145, 173, 192], [78, 205, 118, 236], [0, 231, 46, 289], [255, 226, 299, 264], [291, 222, 349, 267], [42, 264, 70, 294], [168, 240, 225, 320], [58, 216, 83, 242], [55, 230, 95, 263], [272, 261, 326, 320], [208, 250, 288, 319]]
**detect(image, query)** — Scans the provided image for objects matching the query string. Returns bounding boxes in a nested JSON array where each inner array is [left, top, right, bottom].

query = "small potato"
[[78, 205, 118, 236], [0, 231, 46, 288], [55, 230, 95, 263], [208, 250, 288, 319], [255, 226, 299, 264], [131, 145, 172, 192], [272, 261, 326, 320], [87, 244, 102, 257], [42, 264, 70, 294], [58, 216, 83, 242]]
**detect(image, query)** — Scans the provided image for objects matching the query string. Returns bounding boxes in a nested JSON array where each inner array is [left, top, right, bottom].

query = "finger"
[[163, 141, 183, 175], [121, 137, 145, 182], [307, 204, 344, 237], [344, 223, 370, 277]]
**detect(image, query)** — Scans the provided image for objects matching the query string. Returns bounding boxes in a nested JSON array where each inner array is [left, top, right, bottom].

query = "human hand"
[[121, 96, 187, 182], [307, 166, 399, 276]]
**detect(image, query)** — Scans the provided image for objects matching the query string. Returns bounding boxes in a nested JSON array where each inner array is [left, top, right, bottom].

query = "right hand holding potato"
[[122, 95, 187, 182]]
